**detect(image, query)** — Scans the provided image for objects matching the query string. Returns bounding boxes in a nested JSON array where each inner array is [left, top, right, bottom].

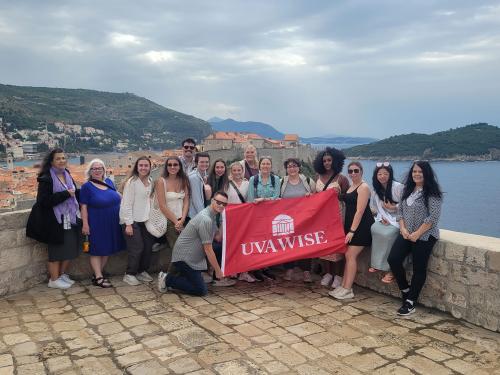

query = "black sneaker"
[[397, 300, 415, 316], [262, 269, 276, 280], [252, 270, 264, 282]]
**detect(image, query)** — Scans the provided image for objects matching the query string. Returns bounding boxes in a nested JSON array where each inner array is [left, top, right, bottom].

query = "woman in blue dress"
[[80, 158, 125, 287]]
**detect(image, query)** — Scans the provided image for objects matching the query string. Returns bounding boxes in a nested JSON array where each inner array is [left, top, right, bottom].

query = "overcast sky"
[[1, 1, 499, 137]]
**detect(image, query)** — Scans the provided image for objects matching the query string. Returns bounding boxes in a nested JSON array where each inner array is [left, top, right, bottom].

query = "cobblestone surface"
[[1, 272, 499, 374]]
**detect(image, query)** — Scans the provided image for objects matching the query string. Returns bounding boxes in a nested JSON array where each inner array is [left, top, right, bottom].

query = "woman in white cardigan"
[[119, 156, 154, 286]]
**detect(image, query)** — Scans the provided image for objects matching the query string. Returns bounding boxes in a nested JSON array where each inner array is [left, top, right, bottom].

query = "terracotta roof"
[[284, 134, 299, 141]]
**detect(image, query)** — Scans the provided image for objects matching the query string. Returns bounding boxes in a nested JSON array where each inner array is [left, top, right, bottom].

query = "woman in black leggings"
[[388, 161, 442, 316]]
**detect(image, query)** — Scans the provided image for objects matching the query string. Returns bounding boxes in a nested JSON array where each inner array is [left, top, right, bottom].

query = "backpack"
[[253, 173, 276, 198]]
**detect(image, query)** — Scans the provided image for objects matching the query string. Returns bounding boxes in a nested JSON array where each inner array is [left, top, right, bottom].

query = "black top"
[[26, 171, 79, 245], [343, 184, 374, 246]]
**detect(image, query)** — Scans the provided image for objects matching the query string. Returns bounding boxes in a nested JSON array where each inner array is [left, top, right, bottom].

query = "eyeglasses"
[[376, 162, 390, 167], [167, 163, 179, 167], [348, 168, 360, 174], [90, 167, 104, 171], [183, 145, 196, 150], [213, 198, 228, 207], [286, 164, 299, 169]]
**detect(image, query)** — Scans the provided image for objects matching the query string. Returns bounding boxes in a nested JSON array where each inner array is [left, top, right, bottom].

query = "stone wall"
[[1, 209, 499, 332], [0, 209, 171, 297], [356, 229, 500, 332]]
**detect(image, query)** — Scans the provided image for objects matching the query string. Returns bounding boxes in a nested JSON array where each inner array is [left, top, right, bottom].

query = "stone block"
[[0, 210, 30, 230], [444, 291, 467, 309], [488, 251, 500, 272], [465, 247, 487, 268], [428, 258, 449, 276], [0, 245, 32, 273], [444, 245, 465, 262]]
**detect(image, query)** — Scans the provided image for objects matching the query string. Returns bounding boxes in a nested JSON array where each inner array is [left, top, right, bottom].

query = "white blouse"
[[227, 180, 249, 204], [370, 181, 404, 228], [119, 177, 152, 225]]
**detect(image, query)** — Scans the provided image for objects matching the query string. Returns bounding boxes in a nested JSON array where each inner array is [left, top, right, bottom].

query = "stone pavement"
[[1, 273, 499, 375]]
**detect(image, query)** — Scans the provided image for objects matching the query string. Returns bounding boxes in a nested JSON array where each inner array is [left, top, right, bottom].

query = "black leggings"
[[388, 234, 437, 302]]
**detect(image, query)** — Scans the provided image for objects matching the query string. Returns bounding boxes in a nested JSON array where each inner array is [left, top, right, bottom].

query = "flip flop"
[[368, 267, 378, 273], [381, 273, 395, 283]]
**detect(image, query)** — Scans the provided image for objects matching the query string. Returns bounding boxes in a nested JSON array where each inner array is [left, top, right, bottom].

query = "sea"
[[4, 153, 500, 238]]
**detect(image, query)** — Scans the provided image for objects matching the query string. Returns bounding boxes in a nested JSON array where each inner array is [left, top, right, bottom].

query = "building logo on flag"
[[272, 214, 294, 236]]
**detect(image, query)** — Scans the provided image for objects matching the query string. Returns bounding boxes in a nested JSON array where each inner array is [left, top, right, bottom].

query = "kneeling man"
[[159, 191, 229, 296]]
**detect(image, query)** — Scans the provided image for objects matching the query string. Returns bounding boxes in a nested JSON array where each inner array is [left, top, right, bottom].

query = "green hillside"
[[344, 123, 500, 160], [0, 84, 212, 151]]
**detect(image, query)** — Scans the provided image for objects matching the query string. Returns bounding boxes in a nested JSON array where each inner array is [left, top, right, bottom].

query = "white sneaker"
[[283, 269, 293, 281], [60, 273, 75, 285], [123, 274, 141, 286], [331, 275, 343, 289], [238, 272, 256, 283], [321, 273, 333, 286], [330, 286, 354, 300], [213, 278, 237, 287], [303, 271, 313, 283], [202, 272, 213, 284], [158, 271, 168, 293], [136, 271, 153, 283], [48, 277, 71, 289]]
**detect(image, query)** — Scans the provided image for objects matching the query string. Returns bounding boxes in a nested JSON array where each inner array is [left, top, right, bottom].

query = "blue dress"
[[80, 178, 125, 256]]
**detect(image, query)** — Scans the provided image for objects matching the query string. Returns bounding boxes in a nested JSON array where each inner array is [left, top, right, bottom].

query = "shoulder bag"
[[145, 178, 169, 238]]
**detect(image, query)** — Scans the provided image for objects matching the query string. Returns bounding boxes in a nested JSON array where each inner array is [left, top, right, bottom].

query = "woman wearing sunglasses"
[[156, 156, 191, 292], [388, 161, 442, 316], [330, 161, 374, 299], [369, 162, 404, 283]]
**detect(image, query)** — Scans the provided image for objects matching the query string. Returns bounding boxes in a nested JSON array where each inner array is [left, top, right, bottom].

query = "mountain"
[[344, 123, 500, 160], [207, 116, 225, 123], [0, 83, 212, 152], [209, 118, 285, 139], [300, 136, 377, 145], [208, 118, 376, 145]]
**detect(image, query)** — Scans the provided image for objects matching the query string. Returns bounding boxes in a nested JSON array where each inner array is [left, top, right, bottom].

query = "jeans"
[[166, 261, 207, 296], [388, 234, 437, 302], [123, 222, 155, 275]]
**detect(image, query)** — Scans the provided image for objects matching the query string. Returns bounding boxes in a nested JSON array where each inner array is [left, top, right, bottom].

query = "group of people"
[[27, 139, 443, 316]]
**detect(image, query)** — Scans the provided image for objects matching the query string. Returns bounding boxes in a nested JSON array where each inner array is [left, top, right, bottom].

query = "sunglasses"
[[183, 145, 196, 150], [348, 168, 360, 174], [376, 162, 390, 167], [167, 163, 179, 167], [213, 198, 228, 207]]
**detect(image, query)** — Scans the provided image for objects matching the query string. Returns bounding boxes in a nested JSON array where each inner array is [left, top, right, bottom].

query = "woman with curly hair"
[[313, 147, 349, 289], [388, 161, 443, 316]]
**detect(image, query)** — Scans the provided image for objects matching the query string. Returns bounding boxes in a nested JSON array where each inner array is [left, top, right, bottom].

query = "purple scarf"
[[50, 167, 79, 224]]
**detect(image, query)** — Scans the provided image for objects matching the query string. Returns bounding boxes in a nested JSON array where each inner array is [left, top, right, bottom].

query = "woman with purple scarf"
[[27, 148, 81, 289]]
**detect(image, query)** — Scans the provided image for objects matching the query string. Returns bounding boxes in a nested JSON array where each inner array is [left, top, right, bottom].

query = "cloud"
[[0, 0, 499, 138], [52, 36, 89, 53], [138, 50, 177, 64], [109, 32, 143, 48]]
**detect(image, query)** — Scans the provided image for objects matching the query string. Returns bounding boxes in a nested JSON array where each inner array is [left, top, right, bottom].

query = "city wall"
[[1, 209, 499, 333]]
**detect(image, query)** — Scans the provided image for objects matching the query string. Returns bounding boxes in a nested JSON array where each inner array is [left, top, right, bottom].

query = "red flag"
[[222, 189, 346, 276]]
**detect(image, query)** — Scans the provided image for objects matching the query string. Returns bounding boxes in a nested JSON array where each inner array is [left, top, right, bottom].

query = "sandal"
[[381, 273, 395, 283], [368, 267, 378, 273], [93, 276, 113, 288]]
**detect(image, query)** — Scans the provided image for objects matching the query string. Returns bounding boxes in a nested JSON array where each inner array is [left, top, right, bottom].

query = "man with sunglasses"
[[159, 191, 233, 296], [179, 138, 197, 175]]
